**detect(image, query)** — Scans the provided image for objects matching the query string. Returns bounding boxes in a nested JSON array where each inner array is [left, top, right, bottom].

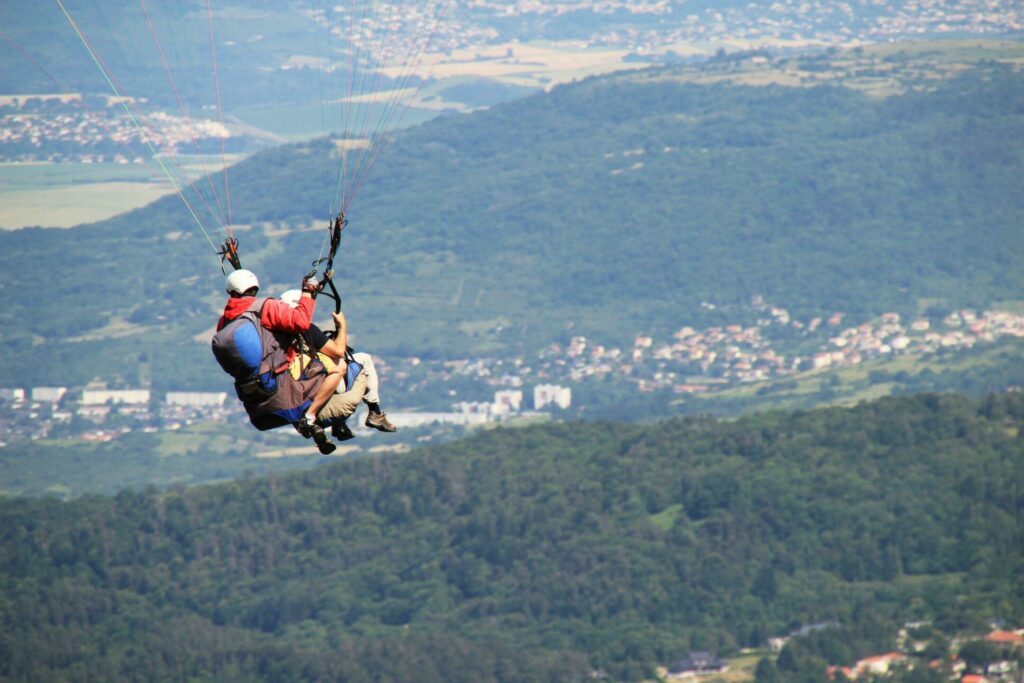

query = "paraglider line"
[[206, 0, 233, 232], [139, 0, 229, 231], [54, 0, 221, 255]]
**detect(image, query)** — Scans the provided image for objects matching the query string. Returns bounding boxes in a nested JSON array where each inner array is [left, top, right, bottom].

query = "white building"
[[0, 388, 25, 402], [77, 404, 111, 421], [31, 387, 67, 403], [494, 390, 523, 413], [891, 335, 911, 351], [81, 389, 150, 406], [387, 412, 489, 428], [165, 392, 228, 407], [456, 401, 495, 418], [534, 384, 571, 410]]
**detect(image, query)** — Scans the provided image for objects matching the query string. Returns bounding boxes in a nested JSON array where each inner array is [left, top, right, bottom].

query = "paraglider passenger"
[[279, 289, 397, 440]]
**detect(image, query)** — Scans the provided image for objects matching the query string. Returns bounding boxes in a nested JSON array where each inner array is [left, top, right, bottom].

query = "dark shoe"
[[330, 419, 355, 441], [365, 412, 397, 432], [313, 431, 336, 455], [295, 418, 336, 454]]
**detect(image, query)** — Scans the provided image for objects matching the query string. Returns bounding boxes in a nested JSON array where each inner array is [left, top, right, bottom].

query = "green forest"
[[2, 392, 1022, 681], [1, 54, 1022, 391]]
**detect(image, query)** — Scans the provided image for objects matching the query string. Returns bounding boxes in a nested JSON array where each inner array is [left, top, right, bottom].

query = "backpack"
[[211, 300, 291, 404]]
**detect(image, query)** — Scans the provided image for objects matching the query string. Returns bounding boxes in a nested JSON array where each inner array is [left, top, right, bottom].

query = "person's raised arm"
[[261, 294, 315, 333], [328, 310, 347, 354]]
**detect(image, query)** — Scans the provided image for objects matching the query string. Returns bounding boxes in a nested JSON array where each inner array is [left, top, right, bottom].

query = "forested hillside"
[[1, 50, 1022, 389], [2, 393, 1022, 681]]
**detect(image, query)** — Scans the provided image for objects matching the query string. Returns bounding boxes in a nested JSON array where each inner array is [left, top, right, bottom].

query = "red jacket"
[[217, 295, 315, 333]]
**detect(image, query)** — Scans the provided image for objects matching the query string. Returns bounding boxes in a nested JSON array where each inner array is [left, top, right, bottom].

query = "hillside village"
[[391, 304, 1024, 399], [655, 622, 1024, 682], [339, 0, 1023, 54], [816, 624, 1024, 683], [1, 303, 1020, 447], [0, 96, 249, 163], [0, 379, 570, 447]]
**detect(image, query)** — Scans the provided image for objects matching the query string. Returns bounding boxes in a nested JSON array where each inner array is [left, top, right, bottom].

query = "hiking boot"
[[330, 419, 355, 441], [365, 412, 397, 432], [295, 418, 336, 454], [312, 431, 336, 455]]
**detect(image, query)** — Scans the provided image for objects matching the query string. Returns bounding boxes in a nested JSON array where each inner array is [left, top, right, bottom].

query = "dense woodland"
[[1, 392, 1022, 681], [0, 57, 1022, 390]]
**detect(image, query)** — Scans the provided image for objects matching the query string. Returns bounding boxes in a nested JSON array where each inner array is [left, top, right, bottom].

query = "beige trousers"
[[291, 349, 382, 423], [348, 352, 380, 404], [318, 367, 370, 422]]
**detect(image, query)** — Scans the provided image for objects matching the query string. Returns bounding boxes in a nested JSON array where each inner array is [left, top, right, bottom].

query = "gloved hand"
[[302, 277, 322, 297]]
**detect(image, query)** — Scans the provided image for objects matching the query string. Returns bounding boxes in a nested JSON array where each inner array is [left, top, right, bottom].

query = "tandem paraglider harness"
[[215, 213, 362, 392]]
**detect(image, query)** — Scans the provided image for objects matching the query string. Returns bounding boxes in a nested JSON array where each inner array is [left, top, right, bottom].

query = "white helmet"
[[225, 269, 259, 295], [279, 289, 302, 308]]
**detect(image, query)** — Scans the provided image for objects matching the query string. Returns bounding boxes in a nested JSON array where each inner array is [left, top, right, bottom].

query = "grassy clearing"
[[649, 503, 683, 532], [155, 430, 237, 457], [457, 317, 511, 336], [0, 180, 171, 229], [67, 317, 153, 343], [652, 650, 767, 683], [718, 651, 770, 683], [0, 157, 242, 229]]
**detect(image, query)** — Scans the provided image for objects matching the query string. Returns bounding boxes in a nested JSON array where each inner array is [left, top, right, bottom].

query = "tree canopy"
[[1, 392, 1022, 681]]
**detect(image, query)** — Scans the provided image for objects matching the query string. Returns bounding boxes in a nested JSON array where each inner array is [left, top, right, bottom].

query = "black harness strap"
[[305, 213, 347, 339]]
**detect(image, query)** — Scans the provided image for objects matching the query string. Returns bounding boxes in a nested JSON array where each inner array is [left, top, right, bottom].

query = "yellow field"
[[381, 41, 649, 91], [0, 155, 243, 230]]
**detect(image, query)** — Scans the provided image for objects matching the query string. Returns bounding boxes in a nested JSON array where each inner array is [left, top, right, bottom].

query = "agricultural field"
[[0, 155, 241, 229], [0, 162, 170, 229]]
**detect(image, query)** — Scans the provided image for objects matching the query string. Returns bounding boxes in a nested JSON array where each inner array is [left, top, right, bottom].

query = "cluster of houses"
[[0, 380, 572, 446], [0, 96, 233, 162], [529, 305, 1024, 395], [1, 303, 1020, 446], [824, 627, 1024, 682], [811, 309, 1024, 370], [652, 623, 1023, 682], [350, 303, 1024, 411], [467, 0, 1021, 50], [0, 384, 238, 445]]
